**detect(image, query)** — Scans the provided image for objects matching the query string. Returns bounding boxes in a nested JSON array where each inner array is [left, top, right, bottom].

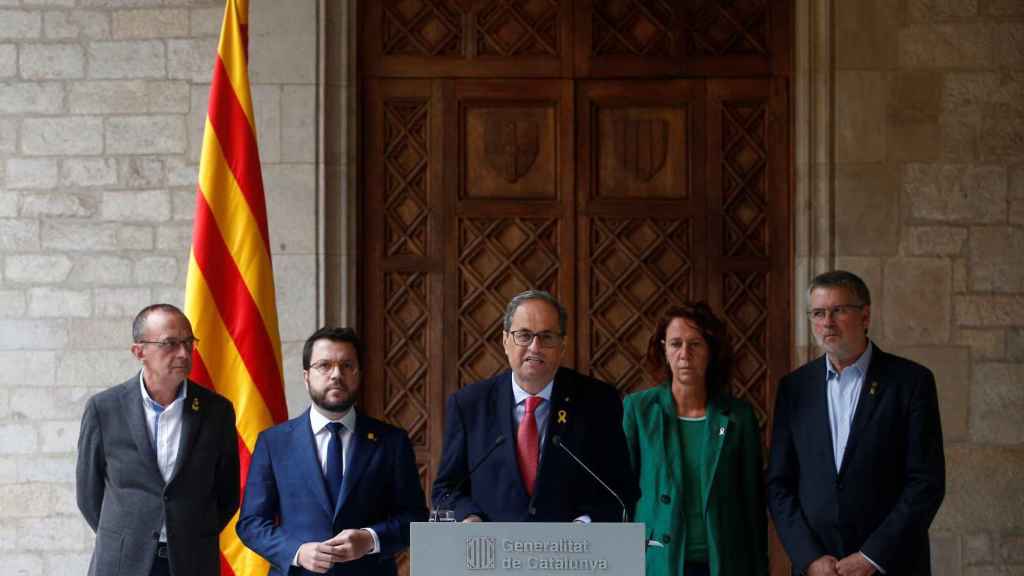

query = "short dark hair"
[[808, 270, 872, 306], [502, 289, 567, 335], [132, 304, 188, 342], [302, 326, 362, 369], [644, 301, 732, 398]]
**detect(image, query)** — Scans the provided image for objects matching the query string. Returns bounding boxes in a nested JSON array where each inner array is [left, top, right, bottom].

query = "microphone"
[[434, 435, 506, 512], [552, 435, 629, 522]]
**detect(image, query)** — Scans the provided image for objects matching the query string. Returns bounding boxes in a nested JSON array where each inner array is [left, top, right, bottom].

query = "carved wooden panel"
[[706, 78, 789, 458], [384, 99, 432, 256], [722, 100, 769, 257], [723, 271, 770, 434], [686, 0, 772, 58], [591, 0, 677, 58], [364, 1, 573, 77], [383, 272, 431, 447], [381, 0, 464, 57], [596, 107, 688, 199], [589, 217, 694, 394], [464, 106, 556, 199], [456, 217, 560, 388], [477, 0, 561, 57], [575, 0, 790, 78]]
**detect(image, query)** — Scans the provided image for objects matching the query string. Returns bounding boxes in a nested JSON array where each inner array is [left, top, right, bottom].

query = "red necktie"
[[517, 396, 542, 496]]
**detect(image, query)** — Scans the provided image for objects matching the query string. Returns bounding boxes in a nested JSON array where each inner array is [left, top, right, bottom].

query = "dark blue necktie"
[[324, 421, 345, 509]]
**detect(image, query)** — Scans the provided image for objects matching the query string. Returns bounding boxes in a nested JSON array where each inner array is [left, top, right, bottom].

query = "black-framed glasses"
[[507, 330, 563, 348], [136, 337, 199, 350], [807, 304, 864, 322], [308, 360, 358, 375]]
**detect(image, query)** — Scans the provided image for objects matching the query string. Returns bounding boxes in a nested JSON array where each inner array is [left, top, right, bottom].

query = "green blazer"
[[623, 385, 767, 576]]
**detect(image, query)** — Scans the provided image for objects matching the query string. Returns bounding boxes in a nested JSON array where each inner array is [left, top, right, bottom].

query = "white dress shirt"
[[295, 407, 379, 562], [139, 373, 186, 543]]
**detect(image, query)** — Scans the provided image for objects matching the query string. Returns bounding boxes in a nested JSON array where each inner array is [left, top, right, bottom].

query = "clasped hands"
[[808, 553, 876, 576], [297, 528, 374, 574]]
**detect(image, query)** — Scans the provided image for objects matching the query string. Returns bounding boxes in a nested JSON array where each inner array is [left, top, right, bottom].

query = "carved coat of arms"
[[615, 118, 668, 182], [484, 117, 539, 184]]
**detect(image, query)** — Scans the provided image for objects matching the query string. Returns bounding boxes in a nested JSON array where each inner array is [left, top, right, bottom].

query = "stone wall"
[[832, 1, 1024, 574], [0, 0, 320, 572], [2, 0, 1022, 575]]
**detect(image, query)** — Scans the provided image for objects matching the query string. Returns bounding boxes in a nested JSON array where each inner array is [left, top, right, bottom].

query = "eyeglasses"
[[807, 304, 864, 322], [136, 337, 199, 350], [308, 360, 358, 375], [507, 330, 563, 348]]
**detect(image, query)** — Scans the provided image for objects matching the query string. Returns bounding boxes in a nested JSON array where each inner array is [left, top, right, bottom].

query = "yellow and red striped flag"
[[185, 0, 287, 574]]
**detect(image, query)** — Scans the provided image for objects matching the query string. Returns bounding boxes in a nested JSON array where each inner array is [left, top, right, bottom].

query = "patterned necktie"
[[324, 421, 345, 509], [516, 396, 542, 496]]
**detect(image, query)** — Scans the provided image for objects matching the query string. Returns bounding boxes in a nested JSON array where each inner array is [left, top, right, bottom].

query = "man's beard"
[[312, 386, 355, 413]]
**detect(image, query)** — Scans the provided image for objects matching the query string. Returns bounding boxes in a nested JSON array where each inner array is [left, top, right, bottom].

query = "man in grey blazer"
[[76, 304, 240, 576]]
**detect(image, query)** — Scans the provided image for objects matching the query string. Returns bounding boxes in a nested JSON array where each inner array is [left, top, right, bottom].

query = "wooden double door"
[[358, 3, 791, 569]]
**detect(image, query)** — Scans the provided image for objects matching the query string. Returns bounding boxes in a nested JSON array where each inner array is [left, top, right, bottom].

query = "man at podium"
[[432, 290, 638, 523]]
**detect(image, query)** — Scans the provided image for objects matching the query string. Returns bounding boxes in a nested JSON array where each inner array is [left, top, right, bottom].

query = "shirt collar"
[[309, 404, 357, 435], [139, 372, 187, 410], [511, 372, 554, 405], [826, 340, 874, 381]]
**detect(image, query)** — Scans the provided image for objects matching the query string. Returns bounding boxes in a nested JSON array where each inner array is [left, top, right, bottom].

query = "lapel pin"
[[557, 409, 568, 424], [367, 432, 377, 442], [869, 381, 878, 396], [719, 426, 726, 437], [191, 397, 200, 412]]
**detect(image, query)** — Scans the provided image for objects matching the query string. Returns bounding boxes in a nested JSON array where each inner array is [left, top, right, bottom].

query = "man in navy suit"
[[432, 289, 638, 523], [237, 326, 427, 575], [768, 271, 945, 576]]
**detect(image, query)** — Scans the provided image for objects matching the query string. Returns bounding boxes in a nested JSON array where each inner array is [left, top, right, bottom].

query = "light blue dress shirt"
[[824, 341, 885, 573], [825, 341, 873, 472]]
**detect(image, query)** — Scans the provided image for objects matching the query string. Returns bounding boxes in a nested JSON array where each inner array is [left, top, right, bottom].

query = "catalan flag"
[[184, 1, 288, 574]]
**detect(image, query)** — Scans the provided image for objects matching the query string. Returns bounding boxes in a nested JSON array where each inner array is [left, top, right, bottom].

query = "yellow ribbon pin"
[[191, 397, 200, 412], [557, 410, 567, 424]]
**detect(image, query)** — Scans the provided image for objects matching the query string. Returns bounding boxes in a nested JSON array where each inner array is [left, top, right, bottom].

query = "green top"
[[679, 416, 708, 562]]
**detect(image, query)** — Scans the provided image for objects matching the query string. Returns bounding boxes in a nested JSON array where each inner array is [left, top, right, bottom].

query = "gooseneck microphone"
[[433, 435, 506, 511], [552, 435, 629, 522]]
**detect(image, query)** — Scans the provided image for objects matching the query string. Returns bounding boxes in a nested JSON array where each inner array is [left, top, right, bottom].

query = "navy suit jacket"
[[432, 367, 639, 522], [237, 408, 427, 576], [767, 345, 945, 575]]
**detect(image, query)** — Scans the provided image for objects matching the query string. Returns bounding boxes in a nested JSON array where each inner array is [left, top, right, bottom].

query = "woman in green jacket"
[[623, 303, 767, 576]]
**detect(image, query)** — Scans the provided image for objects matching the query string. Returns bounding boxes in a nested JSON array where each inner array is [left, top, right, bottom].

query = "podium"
[[410, 522, 646, 575]]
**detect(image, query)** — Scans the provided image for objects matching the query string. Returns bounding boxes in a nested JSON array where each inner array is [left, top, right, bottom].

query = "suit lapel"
[[653, 387, 682, 488], [809, 356, 839, 479], [119, 376, 163, 482], [494, 373, 524, 493], [839, 346, 885, 477], [292, 409, 334, 517], [702, 396, 733, 512], [169, 382, 201, 484], [337, 414, 377, 515]]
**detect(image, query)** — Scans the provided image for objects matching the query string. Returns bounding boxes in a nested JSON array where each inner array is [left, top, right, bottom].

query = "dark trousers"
[[150, 544, 170, 576], [684, 562, 710, 576]]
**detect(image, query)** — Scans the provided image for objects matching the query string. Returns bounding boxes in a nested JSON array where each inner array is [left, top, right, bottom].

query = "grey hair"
[[807, 270, 872, 306], [502, 289, 567, 335], [132, 303, 188, 342]]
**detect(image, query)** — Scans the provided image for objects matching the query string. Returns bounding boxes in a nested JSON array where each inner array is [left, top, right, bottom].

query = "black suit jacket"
[[767, 345, 945, 575], [236, 409, 427, 576], [432, 367, 639, 522], [76, 376, 239, 576]]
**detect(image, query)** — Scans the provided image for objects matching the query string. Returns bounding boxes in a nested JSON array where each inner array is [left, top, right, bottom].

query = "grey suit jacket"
[[76, 375, 240, 576]]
